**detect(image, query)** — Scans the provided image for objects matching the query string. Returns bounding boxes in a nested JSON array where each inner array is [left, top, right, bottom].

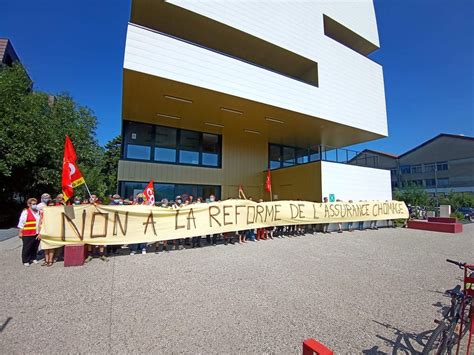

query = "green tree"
[[0, 63, 104, 203], [100, 135, 121, 195], [440, 191, 474, 211], [394, 184, 431, 208]]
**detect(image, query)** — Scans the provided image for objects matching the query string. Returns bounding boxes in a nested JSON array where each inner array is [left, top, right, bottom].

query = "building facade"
[[351, 134, 474, 196], [118, 0, 391, 202], [0, 38, 20, 66]]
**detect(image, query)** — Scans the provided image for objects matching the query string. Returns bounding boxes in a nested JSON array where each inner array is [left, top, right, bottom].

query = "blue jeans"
[[246, 230, 256, 241], [130, 243, 147, 252]]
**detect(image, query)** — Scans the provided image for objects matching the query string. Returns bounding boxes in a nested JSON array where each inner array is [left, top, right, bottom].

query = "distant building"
[[0, 38, 32, 89], [0, 38, 20, 66], [351, 134, 474, 195]]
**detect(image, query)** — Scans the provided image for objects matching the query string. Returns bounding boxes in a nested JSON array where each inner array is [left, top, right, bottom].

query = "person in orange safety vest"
[[17, 198, 41, 266]]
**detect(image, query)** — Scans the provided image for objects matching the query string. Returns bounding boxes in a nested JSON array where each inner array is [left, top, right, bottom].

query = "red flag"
[[265, 169, 272, 193], [143, 180, 155, 205], [62, 135, 85, 201]]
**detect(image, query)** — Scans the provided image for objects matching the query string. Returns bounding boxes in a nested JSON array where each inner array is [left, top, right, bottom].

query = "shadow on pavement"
[[0, 317, 12, 332], [363, 320, 434, 354]]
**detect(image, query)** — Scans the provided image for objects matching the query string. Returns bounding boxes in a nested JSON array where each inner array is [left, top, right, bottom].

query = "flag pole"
[[269, 185, 273, 202], [83, 182, 93, 200]]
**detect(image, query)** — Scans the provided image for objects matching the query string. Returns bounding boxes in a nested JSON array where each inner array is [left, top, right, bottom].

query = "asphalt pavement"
[[0, 225, 473, 353]]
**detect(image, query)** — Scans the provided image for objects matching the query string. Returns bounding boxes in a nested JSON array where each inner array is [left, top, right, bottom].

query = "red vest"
[[22, 209, 38, 236]]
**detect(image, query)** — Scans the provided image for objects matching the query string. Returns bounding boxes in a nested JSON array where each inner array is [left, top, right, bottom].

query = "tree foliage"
[[394, 184, 431, 207], [440, 191, 474, 210], [0, 63, 120, 205]]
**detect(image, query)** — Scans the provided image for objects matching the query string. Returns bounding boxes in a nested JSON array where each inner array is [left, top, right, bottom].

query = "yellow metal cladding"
[[118, 127, 268, 200], [270, 162, 323, 202]]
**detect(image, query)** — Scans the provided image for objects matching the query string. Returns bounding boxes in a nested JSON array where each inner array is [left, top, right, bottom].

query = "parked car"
[[457, 207, 474, 221]]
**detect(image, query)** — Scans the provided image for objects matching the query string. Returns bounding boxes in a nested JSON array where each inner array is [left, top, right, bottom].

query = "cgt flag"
[[265, 169, 272, 193], [62, 135, 85, 201], [143, 180, 155, 206]]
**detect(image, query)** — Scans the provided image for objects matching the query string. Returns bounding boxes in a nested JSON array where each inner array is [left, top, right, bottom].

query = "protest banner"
[[39, 200, 408, 248]]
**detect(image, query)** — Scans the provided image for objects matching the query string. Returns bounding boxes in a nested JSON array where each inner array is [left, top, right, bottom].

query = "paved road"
[[1, 225, 473, 353], [0, 228, 18, 242]]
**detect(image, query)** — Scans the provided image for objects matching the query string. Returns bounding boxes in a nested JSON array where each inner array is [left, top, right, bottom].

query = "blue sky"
[[2, 0, 473, 155]]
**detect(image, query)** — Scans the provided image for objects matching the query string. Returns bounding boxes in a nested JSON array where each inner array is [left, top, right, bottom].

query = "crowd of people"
[[17, 193, 394, 267]]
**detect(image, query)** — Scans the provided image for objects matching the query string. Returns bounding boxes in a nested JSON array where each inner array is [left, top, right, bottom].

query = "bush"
[[450, 211, 466, 221]]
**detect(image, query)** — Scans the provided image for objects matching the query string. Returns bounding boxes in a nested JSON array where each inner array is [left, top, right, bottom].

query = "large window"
[[154, 126, 177, 163], [438, 178, 449, 188], [437, 162, 448, 171], [123, 121, 221, 168], [269, 144, 282, 170], [120, 181, 221, 202], [411, 165, 422, 174], [411, 179, 423, 187], [124, 122, 153, 160], [425, 179, 436, 187], [424, 163, 436, 172], [270, 144, 311, 170], [179, 130, 200, 165], [202, 133, 220, 167], [282, 147, 296, 167], [400, 165, 411, 174]]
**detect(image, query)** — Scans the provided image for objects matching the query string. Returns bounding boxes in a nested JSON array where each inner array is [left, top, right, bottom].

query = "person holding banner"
[[129, 192, 148, 255], [321, 197, 331, 234], [155, 198, 171, 253], [17, 198, 41, 266], [173, 196, 185, 250], [206, 194, 219, 246], [191, 197, 203, 248]]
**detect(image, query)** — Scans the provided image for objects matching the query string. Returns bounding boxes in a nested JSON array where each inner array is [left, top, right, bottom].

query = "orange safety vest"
[[22, 209, 38, 236]]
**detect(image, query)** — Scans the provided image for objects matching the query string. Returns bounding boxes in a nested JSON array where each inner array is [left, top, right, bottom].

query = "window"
[[425, 179, 436, 187], [269, 144, 282, 170], [309, 148, 321, 162], [411, 180, 423, 187], [437, 162, 448, 171], [411, 165, 422, 174], [400, 165, 411, 174], [202, 133, 220, 167], [154, 126, 177, 163], [120, 181, 148, 201], [120, 181, 221, 203], [179, 130, 200, 165], [296, 148, 309, 164], [424, 163, 436, 172], [282, 147, 296, 167], [438, 178, 449, 188], [124, 122, 153, 160], [122, 121, 221, 168]]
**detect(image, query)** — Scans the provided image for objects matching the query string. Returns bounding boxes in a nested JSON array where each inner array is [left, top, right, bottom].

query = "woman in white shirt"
[[17, 198, 41, 266]]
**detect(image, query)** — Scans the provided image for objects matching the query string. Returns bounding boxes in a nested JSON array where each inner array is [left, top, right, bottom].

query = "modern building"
[[351, 134, 474, 195], [118, 0, 391, 202]]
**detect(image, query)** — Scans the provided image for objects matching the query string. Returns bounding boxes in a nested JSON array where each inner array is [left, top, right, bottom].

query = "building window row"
[[123, 121, 221, 168], [269, 144, 320, 170], [399, 161, 449, 175], [120, 181, 221, 202], [401, 178, 449, 188]]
